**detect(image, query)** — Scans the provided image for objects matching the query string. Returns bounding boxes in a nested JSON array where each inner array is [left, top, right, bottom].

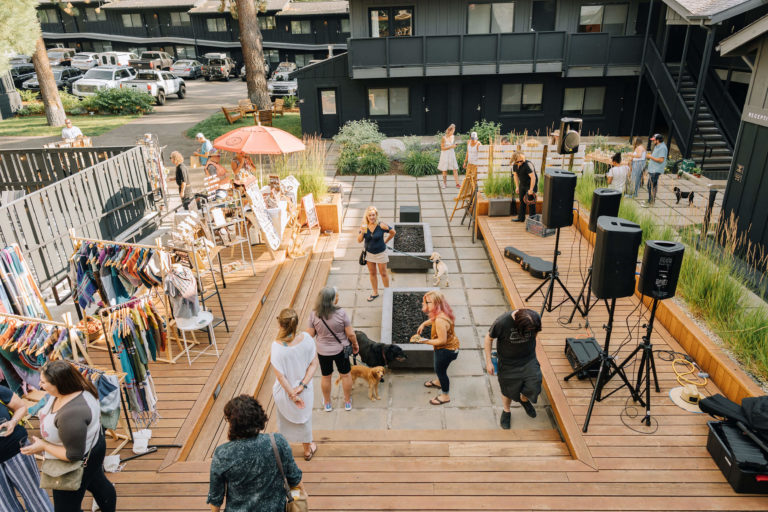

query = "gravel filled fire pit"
[[381, 287, 438, 369], [387, 222, 433, 271]]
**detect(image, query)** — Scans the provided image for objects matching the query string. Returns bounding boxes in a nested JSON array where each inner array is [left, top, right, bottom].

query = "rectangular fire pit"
[[386, 222, 433, 271], [381, 287, 438, 369]]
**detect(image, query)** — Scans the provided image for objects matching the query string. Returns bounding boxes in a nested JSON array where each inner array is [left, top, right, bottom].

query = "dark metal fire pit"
[[381, 287, 438, 369], [386, 222, 433, 271]]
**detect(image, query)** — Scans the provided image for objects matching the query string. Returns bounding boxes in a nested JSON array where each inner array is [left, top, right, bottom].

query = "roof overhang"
[[663, 0, 768, 25], [717, 13, 768, 56]]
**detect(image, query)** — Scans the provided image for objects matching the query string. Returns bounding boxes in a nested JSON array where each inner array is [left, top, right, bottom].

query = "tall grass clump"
[[575, 170, 598, 207], [271, 135, 328, 200], [403, 150, 438, 177], [483, 172, 514, 198], [357, 144, 389, 175]]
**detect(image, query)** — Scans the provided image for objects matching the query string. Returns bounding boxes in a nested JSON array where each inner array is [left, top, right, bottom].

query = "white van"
[[98, 52, 138, 67]]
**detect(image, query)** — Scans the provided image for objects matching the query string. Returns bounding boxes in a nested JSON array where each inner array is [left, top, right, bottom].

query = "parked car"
[[9, 55, 31, 66], [120, 69, 185, 105], [10, 64, 36, 88], [71, 52, 100, 71], [72, 66, 136, 97], [270, 62, 297, 80], [46, 48, 76, 66], [240, 59, 270, 81], [201, 53, 237, 81], [129, 51, 174, 71], [22, 67, 83, 93], [267, 76, 298, 98], [170, 59, 203, 79], [98, 52, 138, 67]]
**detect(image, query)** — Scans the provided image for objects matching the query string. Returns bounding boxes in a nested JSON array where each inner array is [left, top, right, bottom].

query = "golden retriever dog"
[[336, 365, 385, 401]]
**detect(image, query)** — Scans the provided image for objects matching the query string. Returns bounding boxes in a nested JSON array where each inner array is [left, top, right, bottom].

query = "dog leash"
[[386, 247, 433, 262]]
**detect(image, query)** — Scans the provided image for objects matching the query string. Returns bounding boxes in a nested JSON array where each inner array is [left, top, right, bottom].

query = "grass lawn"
[[0, 115, 139, 137], [185, 112, 302, 140]]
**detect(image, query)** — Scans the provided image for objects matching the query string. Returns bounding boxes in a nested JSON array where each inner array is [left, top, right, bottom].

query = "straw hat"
[[669, 384, 703, 413]]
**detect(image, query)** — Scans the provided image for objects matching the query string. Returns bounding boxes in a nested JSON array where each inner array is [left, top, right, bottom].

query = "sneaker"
[[500, 410, 511, 429], [324, 402, 332, 412], [344, 401, 352, 411], [521, 400, 537, 418]]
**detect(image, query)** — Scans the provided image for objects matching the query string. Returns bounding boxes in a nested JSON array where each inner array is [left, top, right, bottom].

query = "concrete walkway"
[[311, 174, 555, 431]]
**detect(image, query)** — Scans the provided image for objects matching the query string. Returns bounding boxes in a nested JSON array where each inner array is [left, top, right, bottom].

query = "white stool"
[[174, 310, 219, 365]]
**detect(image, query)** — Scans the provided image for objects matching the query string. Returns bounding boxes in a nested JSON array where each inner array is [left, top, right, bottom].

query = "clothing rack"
[[0, 311, 93, 366], [0, 244, 52, 320]]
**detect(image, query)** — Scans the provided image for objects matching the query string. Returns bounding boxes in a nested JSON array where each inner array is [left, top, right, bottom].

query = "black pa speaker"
[[557, 117, 583, 155], [592, 216, 642, 299], [541, 168, 577, 229], [588, 188, 622, 233], [638, 240, 684, 299]]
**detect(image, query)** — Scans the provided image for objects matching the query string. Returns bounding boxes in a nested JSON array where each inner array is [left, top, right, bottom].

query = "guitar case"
[[503, 246, 553, 279]]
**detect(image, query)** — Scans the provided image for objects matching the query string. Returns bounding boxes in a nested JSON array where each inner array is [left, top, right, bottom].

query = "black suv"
[[10, 64, 36, 88], [22, 67, 83, 93]]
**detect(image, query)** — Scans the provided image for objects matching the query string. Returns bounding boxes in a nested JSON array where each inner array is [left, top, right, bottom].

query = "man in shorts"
[[484, 309, 543, 429]]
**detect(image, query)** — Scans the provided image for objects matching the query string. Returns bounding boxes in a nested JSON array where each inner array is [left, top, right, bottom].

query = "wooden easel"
[[450, 174, 477, 221]]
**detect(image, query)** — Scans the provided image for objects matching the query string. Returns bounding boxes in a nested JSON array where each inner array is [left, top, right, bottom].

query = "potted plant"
[[484, 172, 515, 217], [692, 167, 702, 178], [677, 169, 684, 179]]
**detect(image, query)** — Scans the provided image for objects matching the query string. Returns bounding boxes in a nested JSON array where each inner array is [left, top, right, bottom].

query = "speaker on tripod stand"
[[568, 188, 622, 323], [564, 216, 643, 432], [614, 240, 685, 426]]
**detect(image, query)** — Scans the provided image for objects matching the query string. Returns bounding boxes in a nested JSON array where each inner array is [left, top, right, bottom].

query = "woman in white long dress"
[[437, 124, 460, 189], [271, 308, 320, 461]]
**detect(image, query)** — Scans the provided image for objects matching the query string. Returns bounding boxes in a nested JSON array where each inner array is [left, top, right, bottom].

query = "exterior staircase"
[[667, 64, 734, 179]]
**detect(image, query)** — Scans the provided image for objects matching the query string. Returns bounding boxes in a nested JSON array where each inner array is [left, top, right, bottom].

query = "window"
[[259, 16, 276, 30], [175, 45, 196, 59], [264, 49, 279, 63], [563, 86, 605, 115], [467, 2, 514, 34], [122, 13, 143, 28], [84, 8, 106, 22], [39, 8, 57, 24], [369, 7, 413, 37], [341, 17, 350, 33], [169, 12, 190, 26], [579, 4, 628, 35], [531, 0, 556, 31], [295, 54, 313, 67], [321, 90, 337, 115], [206, 17, 227, 32], [368, 87, 409, 116], [291, 20, 311, 34], [501, 83, 543, 112]]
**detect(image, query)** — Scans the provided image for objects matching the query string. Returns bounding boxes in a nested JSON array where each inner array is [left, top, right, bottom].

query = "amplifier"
[[565, 337, 601, 379]]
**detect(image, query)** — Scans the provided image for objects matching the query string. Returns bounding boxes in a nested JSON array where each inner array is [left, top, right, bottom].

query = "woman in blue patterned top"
[[207, 396, 304, 512]]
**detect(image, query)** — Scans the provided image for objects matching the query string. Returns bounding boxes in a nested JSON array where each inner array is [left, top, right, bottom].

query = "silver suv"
[[72, 66, 136, 97]]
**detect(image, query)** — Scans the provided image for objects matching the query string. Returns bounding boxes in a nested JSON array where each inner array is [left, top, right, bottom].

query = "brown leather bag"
[[269, 434, 309, 512]]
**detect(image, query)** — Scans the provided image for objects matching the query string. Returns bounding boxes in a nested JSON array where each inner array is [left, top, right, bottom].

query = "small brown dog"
[[336, 365, 385, 401]]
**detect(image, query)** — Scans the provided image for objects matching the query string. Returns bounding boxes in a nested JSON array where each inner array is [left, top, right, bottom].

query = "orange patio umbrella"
[[213, 125, 305, 184]]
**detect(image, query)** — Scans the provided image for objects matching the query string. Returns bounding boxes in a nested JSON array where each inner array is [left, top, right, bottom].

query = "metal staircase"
[[667, 64, 734, 179]]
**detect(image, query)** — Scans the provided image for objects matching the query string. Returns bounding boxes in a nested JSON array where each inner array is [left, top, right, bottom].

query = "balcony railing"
[[348, 32, 643, 78]]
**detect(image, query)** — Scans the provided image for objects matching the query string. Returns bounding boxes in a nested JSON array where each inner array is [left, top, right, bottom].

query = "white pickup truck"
[[120, 69, 185, 105]]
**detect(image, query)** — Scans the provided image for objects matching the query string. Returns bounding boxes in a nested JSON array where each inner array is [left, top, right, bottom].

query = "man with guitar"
[[511, 152, 538, 223]]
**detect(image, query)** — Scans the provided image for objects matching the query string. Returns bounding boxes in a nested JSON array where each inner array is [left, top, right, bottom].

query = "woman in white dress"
[[271, 308, 320, 461], [437, 124, 460, 189]]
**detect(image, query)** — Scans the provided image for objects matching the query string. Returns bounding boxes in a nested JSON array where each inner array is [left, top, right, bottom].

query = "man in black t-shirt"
[[171, 151, 195, 209], [484, 309, 543, 429], [511, 152, 537, 222]]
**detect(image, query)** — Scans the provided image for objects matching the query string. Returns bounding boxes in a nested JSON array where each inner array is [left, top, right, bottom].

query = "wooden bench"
[[272, 98, 284, 117]]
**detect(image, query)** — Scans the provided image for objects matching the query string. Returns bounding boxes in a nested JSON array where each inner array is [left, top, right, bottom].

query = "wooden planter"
[[315, 193, 342, 233], [571, 210, 764, 403], [478, 194, 542, 217]]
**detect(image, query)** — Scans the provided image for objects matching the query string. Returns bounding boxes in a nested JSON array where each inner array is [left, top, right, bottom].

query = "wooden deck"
[[50, 217, 768, 511]]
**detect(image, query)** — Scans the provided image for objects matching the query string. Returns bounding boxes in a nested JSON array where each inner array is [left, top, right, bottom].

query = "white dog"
[[429, 252, 450, 287]]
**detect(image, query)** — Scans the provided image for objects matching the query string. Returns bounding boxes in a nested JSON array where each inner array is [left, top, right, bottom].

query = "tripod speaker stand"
[[526, 227, 581, 315]]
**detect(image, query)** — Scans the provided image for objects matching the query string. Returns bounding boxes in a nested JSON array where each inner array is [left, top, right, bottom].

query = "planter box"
[[381, 287, 438, 369], [488, 198, 513, 217], [315, 193, 342, 233], [478, 193, 541, 217], [387, 222, 433, 271]]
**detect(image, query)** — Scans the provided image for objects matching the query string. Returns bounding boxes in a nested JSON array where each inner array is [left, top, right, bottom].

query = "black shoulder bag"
[[319, 316, 353, 359], [359, 232, 368, 266]]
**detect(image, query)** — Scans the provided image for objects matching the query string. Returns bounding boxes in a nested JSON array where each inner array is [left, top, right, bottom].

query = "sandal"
[[430, 396, 450, 405], [424, 380, 440, 388], [304, 443, 317, 461], [367, 294, 379, 302]]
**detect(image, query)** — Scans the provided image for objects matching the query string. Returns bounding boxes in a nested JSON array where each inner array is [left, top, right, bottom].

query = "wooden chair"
[[272, 98, 285, 117], [221, 106, 243, 124], [256, 109, 273, 126], [238, 99, 257, 116]]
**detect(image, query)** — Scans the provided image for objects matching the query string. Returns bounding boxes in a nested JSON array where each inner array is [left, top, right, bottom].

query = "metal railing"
[[0, 146, 157, 292]]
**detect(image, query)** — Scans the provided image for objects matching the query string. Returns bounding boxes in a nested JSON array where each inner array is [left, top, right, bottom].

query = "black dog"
[[354, 330, 407, 375], [674, 187, 695, 206]]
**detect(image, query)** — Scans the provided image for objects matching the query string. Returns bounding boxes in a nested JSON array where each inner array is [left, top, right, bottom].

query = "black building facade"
[[36, 0, 350, 68]]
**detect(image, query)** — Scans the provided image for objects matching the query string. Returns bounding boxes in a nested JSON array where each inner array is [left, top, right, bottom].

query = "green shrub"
[[357, 144, 389, 175], [283, 95, 297, 109], [333, 119, 384, 150], [18, 89, 38, 103], [336, 147, 359, 175], [403, 150, 438, 177], [469, 119, 502, 145], [484, 172, 514, 198], [90, 88, 154, 114], [15, 102, 44, 116]]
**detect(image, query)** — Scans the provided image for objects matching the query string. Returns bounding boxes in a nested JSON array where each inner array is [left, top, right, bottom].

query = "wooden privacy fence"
[[475, 143, 585, 188], [0, 146, 157, 292], [0, 146, 133, 193]]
